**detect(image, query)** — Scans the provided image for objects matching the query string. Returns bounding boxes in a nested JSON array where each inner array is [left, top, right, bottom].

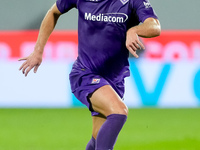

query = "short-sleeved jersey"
[[56, 0, 158, 79]]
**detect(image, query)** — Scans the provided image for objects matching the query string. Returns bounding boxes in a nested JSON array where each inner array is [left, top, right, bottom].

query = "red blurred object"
[[0, 30, 200, 61]]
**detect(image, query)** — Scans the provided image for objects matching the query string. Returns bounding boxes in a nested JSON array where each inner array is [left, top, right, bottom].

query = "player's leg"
[[86, 114, 106, 150], [92, 114, 106, 139], [85, 136, 96, 150], [90, 85, 128, 116], [89, 85, 128, 150]]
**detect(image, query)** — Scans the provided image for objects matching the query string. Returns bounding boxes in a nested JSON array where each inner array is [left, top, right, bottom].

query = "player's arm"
[[126, 17, 161, 58], [18, 3, 62, 76]]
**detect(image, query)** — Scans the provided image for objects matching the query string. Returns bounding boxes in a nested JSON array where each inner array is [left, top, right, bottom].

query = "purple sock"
[[86, 136, 96, 150], [95, 114, 127, 150]]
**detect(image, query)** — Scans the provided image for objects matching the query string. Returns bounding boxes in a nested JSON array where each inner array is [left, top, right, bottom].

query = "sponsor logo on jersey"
[[91, 78, 101, 84], [143, 1, 151, 8], [120, 0, 129, 5], [85, 12, 128, 23]]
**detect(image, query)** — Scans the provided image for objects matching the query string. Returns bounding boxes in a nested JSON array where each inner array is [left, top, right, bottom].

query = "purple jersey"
[[56, 0, 158, 79]]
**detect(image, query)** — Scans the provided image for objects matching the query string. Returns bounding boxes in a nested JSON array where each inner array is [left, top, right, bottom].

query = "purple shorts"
[[69, 60, 128, 116]]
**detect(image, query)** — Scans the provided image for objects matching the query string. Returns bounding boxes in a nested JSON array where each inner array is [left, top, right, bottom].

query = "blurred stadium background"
[[0, 0, 200, 149]]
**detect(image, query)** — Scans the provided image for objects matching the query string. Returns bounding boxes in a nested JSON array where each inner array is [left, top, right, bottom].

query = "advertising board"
[[0, 30, 199, 107]]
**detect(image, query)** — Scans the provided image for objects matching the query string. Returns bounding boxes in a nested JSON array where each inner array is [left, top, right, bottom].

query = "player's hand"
[[126, 28, 145, 58], [18, 51, 43, 77]]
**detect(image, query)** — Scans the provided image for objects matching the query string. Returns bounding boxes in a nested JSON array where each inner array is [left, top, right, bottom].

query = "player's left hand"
[[126, 29, 145, 58]]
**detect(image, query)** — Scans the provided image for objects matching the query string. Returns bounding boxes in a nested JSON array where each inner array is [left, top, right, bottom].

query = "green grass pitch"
[[0, 108, 200, 150]]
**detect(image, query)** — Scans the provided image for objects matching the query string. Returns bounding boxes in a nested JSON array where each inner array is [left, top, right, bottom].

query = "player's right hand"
[[18, 51, 43, 77]]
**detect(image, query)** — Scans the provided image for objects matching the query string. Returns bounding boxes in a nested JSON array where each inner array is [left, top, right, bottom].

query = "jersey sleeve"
[[56, 0, 77, 14], [132, 0, 158, 23]]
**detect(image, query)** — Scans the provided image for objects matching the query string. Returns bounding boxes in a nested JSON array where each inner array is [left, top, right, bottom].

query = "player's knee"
[[120, 104, 128, 116], [109, 103, 128, 116]]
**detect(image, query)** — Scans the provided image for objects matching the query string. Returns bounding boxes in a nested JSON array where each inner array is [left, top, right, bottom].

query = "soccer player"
[[19, 0, 161, 149]]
